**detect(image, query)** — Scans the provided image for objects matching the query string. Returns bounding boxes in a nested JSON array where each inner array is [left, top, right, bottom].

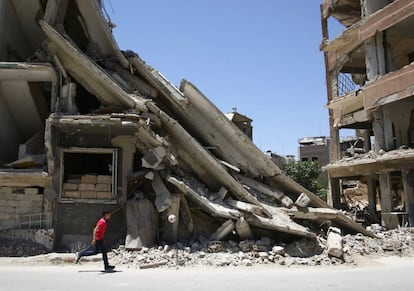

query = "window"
[[60, 147, 118, 202]]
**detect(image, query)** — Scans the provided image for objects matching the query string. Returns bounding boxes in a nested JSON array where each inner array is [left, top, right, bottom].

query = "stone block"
[[6, 200, 19, 207], [63, 183, 79, 191], [97, 175, 112, 184], [95, 183, 111, 192], [81, 174, 97, 184], [81, 191, 97, 199], [96, 191, 113, 199], [19, 200, 34, 208], [24, 188, 39, 195], [79, 183, 95, 191], [14, 194, 26, 201], [63, 191, 80, 199], [0, 187, 13, 194], [26, 194, 43, 202]]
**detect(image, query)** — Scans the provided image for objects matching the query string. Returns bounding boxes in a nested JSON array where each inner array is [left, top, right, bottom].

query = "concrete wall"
[[55, 203, 125, 251], [0, 186, 43, 230], [299, 144, 330, 166]]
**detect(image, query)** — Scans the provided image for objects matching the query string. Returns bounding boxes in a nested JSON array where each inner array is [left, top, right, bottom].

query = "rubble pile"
[[0, 0, 375, 253], [0, 236, 49, 257], [108, 227, 414, 268], [329, 147, 414, 165]]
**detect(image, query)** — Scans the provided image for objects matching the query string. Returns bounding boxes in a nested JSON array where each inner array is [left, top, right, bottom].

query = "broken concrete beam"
[[209, 219, 235, 241], [286, 207, 340, 220], [130, 57, 188, 107], [147, 102, 271, 217], [40, 21, 148, 111], [327, 227, 344, 259], [142, 146, 167, 169], [216, 186, 228, 202], [295, 193, 311, 208], [179, 80, 281, 178], [235, 217, 253, 240], [151, 172, 172, 212], [139, 260, 168, 269], [166, 176, 241, 219], [179, 193, 194, 233], [225, 198, 265, 216], [246, 204, 316, 239], [234, 173, 293, 208]]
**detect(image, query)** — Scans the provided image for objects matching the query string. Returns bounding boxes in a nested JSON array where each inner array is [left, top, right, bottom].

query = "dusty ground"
[[0, 226, 413, 269]]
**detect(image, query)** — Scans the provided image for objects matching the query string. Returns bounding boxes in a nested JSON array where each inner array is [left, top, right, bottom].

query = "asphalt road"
[[0, 257, 413, 291]]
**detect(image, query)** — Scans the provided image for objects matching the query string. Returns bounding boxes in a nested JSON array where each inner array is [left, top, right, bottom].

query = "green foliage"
[[284, 161, 327, 201]]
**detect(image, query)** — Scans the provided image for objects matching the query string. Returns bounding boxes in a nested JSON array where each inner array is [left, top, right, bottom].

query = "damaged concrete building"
[[321, 0, 414, 227], [0, 0, 371, 251]]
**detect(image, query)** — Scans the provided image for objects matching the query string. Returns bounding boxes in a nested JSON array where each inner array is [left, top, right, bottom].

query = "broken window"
[[60, 148, 118, 202]]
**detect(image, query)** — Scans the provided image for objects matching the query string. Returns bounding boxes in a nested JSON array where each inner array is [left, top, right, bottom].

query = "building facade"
[[321, 0, 414, 227]]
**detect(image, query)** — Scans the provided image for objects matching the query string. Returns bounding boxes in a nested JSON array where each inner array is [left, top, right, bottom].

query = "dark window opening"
[[63, 152, 112, 180], [74, 83, 101, 114]]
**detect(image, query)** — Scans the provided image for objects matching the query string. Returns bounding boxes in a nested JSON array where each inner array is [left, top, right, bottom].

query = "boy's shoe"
[[104, 265, 115, 272]]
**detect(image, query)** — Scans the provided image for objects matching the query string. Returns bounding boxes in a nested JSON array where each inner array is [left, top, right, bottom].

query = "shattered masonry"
[[0, 0, 371, 251]]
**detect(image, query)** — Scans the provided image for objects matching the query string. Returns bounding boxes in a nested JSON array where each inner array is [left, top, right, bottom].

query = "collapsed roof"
[[0, 0, 373, 245]]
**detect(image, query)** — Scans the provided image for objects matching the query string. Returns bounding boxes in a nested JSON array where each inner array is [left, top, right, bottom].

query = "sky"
[[104, 0, 341, 158]]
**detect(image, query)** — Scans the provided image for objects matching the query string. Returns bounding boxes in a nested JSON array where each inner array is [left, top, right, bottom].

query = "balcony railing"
[[338, 73, 357, 96], [19, 212, 52, 229]]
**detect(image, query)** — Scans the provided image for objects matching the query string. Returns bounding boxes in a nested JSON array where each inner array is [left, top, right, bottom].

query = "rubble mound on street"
[[108, 227, 414, 268], [0, 236, 49, 257]]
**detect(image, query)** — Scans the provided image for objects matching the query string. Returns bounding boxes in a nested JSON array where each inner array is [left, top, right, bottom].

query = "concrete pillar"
[[366, 175, 377, 211], [401, 170, 414, 227], [382, 107, 395, 151], [379, 172, 399, 228], [327, 176, 341, 208], [363, 130, 372, 153], [112, 135, 137, 203], [372, 109, 386, 152], [390, 103, 412, 147]]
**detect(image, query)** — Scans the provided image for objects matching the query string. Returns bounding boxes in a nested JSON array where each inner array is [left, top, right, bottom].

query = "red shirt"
[[95, 217, 107, 240]]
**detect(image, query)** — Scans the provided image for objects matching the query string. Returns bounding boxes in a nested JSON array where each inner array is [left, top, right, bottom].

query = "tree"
[[284, 161, 327, 201]]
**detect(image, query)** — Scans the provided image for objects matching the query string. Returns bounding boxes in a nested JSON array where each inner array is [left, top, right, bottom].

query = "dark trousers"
[[78, 239, 109, 268]]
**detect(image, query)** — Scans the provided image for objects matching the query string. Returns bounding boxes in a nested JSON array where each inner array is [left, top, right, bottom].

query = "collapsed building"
[[321, 0, 414, 228], [0, 0, 372, 251]]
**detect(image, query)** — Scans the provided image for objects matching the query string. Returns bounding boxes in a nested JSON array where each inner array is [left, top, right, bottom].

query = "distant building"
[[266, 151, 295, 170], [298, 136, 365, 167], [225, 108, 253, 140], [298, 136, 331, 166]]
